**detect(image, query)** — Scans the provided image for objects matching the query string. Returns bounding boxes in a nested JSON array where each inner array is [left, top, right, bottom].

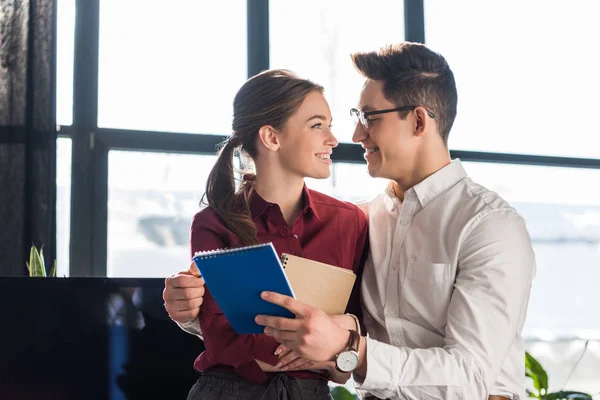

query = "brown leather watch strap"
[[348, 329, 360, 352]]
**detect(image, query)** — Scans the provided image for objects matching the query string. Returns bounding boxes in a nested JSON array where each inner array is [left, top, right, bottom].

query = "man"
[[164, 42, 536, 399]]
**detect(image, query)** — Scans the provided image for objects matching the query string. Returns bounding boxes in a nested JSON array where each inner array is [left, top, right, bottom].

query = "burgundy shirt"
[[190, 184, 369, 385]]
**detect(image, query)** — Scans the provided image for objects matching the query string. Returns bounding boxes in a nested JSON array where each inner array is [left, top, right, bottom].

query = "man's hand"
[[255, 291, 350, 362], [163, 267, 205, 324]]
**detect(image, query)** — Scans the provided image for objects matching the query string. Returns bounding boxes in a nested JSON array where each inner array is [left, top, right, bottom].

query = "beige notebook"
[[281, 254, 356, 315]]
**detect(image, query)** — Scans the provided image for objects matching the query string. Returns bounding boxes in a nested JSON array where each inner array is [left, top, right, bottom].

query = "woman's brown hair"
[[202, 69, 323, 245]]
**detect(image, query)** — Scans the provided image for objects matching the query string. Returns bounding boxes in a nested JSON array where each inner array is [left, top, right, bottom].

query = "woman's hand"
[[274, 344, 313, 371]]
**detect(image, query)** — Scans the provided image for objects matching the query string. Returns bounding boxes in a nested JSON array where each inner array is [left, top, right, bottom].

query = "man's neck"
[[253, 164, 305, 227], [392, 150, 451, 201]]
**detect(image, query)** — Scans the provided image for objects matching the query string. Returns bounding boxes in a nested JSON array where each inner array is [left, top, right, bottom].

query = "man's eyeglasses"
[[350, 106, 436, 131]]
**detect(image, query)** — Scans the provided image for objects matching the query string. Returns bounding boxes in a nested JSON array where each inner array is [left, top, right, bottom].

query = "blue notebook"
[[192, 242, 296, 334]]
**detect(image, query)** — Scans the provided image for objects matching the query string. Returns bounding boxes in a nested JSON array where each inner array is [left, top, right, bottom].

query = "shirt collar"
[[411, 159, 467, 207], [245, 176, 321, 222]]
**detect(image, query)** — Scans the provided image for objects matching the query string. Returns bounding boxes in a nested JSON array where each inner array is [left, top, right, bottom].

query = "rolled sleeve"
[[354, 337, 405, 399], [176, 318, 202, 339]]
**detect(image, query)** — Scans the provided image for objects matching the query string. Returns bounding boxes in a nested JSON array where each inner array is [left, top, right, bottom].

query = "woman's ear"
[[257, 125, 280, 151]]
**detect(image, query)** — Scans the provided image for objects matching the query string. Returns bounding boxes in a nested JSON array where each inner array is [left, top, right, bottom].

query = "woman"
[[186, 69, 368, 400]]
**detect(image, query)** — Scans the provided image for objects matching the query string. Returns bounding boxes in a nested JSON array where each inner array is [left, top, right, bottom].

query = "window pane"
[[107, 151, 217, 277], [305, 163, 388, 203], [56, 138, 72, 277], [56, 0, 75, 125], [462, 162, 600, 339], [98, 1, 247, 134], [270, 1, 404, 143], [425, 0, 600, 158]]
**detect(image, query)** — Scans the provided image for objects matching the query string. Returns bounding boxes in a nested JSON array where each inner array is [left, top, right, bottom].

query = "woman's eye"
[[311, 123, 322, 129]]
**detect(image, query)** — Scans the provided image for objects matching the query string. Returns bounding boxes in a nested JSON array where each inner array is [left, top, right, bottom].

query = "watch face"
[[337, 351, 360, 372]]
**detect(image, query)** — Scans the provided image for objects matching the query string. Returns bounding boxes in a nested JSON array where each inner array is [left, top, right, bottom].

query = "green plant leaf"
[[50, 260, 57, 277], [29, 245, 46, 277], [526, 388, 541, 399], [526, 351, 548, 393], [39, 246, 46, 273], [546, 391, 593, 400], [330, 386, 358, 400]]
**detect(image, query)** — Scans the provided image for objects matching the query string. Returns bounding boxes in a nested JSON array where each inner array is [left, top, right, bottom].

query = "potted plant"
[[526, 351, 593, 399], [26, 245, 56, 277], [330, 385, 358, 399]]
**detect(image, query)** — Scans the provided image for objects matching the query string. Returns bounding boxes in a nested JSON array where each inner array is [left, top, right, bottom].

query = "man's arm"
[[353, 209, 536, 399]]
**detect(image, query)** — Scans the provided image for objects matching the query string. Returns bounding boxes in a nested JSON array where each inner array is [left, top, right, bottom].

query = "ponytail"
[[202, 138, 259, 246]]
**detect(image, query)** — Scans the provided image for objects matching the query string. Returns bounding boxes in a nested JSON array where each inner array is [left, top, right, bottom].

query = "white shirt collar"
[[384, 159, 467, 208]]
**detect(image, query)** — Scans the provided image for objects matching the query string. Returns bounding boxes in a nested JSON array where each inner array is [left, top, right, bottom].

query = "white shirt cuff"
[[353, 337, 404, 399], [176, 318, 203, 339]]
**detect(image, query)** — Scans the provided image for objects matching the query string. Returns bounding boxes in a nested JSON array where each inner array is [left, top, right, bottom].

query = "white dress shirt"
[[354, 159, 536, 400]]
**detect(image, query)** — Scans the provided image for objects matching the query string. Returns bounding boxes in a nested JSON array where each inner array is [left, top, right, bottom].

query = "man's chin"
[[366, 163, 380, 178]]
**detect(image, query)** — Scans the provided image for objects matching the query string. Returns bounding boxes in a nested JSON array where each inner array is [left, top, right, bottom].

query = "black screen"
[[0, 278, 205, 400]]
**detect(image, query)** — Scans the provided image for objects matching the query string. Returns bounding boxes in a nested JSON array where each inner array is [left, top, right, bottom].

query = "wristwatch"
[[335, 329, 360, 372]]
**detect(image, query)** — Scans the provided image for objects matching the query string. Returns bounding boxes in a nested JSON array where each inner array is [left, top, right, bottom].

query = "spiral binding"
[[193, 242, 273, 259], [281, 254, 289, 269]]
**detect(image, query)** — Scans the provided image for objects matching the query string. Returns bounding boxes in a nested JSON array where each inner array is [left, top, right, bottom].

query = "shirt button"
[[391, 264, 398, 271], [293, 234, 299, 239], [385, 307, 395, 316], [400, 219, 407, 225], [280, 227, 289, 235]]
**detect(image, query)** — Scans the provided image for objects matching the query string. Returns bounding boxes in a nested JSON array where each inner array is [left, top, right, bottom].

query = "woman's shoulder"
[[190, 205, 225, 231]]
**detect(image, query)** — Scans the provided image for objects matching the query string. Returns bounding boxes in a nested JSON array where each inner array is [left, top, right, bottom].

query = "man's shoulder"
[[454, 177, 516, 215]]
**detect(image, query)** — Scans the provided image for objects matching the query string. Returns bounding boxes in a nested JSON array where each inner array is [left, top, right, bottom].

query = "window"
[[56, 0, 75, 125], [424, 0, 600, 158], [107, 151, 217, 277], [97, 0, 247, 134], [56, 138, 72, 277], [305, 163, 388, 203], [270, 0, 405, 143]]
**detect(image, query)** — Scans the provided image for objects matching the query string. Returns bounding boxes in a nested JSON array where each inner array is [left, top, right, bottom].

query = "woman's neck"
[[253, 166, 305, 227]]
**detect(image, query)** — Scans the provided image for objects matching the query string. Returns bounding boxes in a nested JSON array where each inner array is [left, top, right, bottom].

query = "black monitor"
[[0, 277, 205, 400]]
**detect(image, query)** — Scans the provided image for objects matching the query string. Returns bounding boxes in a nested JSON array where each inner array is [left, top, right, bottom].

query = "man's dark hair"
[[352, 42, 458, 144]]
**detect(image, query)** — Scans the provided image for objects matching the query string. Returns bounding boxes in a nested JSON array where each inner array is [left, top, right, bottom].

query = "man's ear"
[[413, 107, 429, 137], [257, 125, 280, 151]]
